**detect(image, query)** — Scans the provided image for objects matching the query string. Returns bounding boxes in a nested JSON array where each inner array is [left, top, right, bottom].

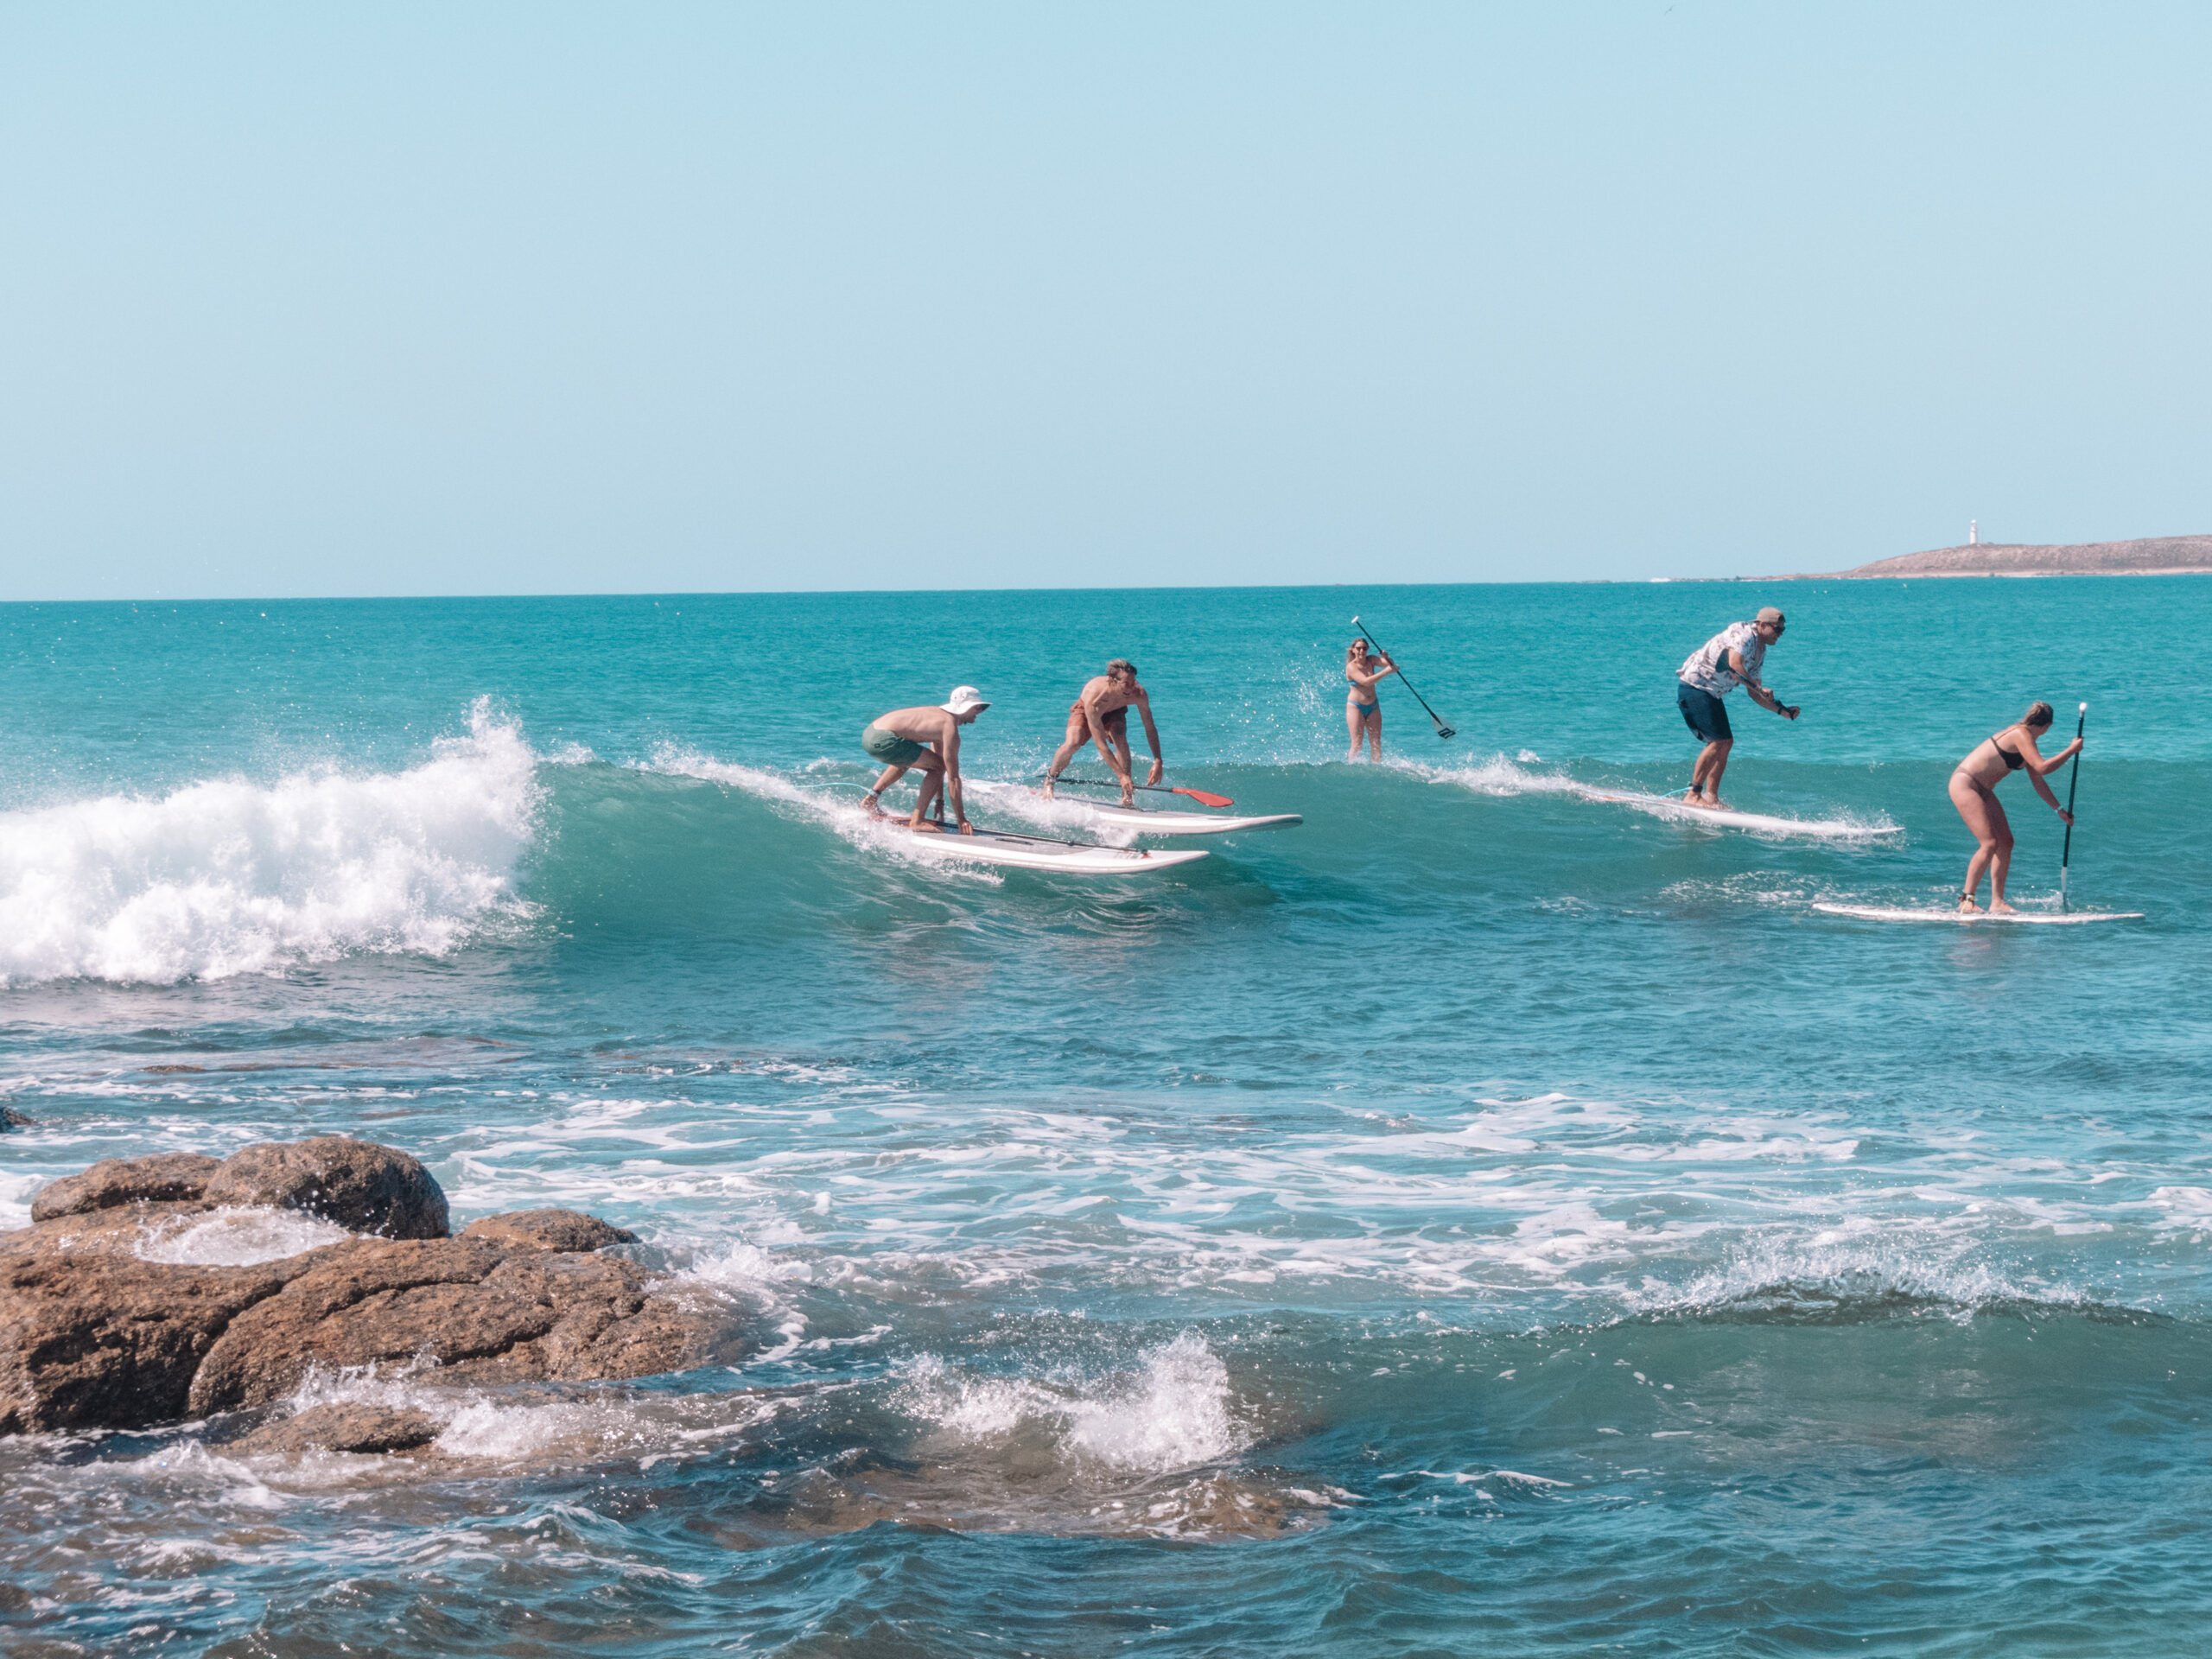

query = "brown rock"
[[461, 1209, 639, 1253], [0, 1211, 291, 1433], [201, 1137, 448, 1239], [29, 1153, 222, 1223], [0, 1137, 718, 1437], [234, 1402, 440, 1456], [187, 1238, 708, 1414], [499, 1250, 704, 1382], [188, 1239, 522, 1412]]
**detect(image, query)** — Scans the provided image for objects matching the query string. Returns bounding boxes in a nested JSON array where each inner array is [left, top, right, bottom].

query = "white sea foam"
[[135, 1205, 355, 1266], [1400, 753, 1899, 838], [0, 701, 540, 986], [894, 1332, 1245, 1474], [677, 1237, 815, 1361], [431, 1396, 598, 1461], [226, 1077, 2171, 1340], [643, 745, 823, 809], [641, 744, 1005, 879], [0, 1166, 45, 1230], [1627, 1234, 2072, 1320], [1060, 1332, 1242, 1468], [2145, 1186, 2212, 1236], [127, 1440, 292, 1510], [264, 1360, 592, 1465], [417, 1087, 1955, 1316]]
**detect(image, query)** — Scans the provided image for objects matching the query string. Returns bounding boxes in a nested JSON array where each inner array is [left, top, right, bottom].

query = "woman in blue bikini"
[[1345, 638, 1398, 760], [1949, 701, 2080, 912]]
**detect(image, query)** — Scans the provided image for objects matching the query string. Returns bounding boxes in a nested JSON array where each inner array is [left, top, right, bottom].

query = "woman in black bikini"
[[1948, 701, 2082, 913], [1345, 638, 1397, 760]]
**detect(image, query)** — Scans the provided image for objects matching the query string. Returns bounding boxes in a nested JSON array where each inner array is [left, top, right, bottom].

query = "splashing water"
[[0, 700, 538, 985]]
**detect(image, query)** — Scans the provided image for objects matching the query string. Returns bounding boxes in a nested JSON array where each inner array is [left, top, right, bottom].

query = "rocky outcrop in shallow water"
[[0, 1138, 719, 1436], [461, 1207, 639, 1254], [29, 1136, 447, 1236], [28, 1150, 223, 1221], [231, 1400, 442, 1456], [200, 1136, 450, 1237]]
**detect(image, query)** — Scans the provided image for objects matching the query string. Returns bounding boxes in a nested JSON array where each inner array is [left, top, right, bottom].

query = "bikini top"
[[1989, 733, 2026, 771]]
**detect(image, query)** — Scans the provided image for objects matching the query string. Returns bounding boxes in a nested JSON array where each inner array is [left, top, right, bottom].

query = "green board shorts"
[[861, 724, 927, 766]]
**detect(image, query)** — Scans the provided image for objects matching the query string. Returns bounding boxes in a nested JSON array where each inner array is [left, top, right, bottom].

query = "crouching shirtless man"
[[858, 686, 990, 834], [1041, 658, 1162, 807]]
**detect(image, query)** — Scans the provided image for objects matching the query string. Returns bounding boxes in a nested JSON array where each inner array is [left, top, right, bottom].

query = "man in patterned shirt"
[[1675, 607, 1799, 809]]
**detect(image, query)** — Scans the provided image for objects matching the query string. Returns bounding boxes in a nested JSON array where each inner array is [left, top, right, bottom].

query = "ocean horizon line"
[[0, 571, 2113, 609]]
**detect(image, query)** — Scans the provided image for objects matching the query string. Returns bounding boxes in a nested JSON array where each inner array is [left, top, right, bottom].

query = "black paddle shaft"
[[2060, 703, 2086, 874], [1350, 614, 1456, 740]]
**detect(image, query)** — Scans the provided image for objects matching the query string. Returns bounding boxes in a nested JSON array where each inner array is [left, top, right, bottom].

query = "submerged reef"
[[0, 1136, 721, 1441]]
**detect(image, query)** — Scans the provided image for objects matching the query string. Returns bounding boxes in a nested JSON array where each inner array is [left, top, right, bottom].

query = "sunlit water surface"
[[2, 579, 2208, 1656]]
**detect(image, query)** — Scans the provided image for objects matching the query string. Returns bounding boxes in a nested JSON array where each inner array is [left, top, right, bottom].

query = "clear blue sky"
[[3, 3, 2207, 599]]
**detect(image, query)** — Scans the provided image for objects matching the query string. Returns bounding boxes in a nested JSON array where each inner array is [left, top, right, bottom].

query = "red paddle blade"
[[1171, 786, 1235, 808]]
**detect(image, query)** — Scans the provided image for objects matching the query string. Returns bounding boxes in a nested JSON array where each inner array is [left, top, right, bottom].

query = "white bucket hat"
[[943, 685, 990, 717]]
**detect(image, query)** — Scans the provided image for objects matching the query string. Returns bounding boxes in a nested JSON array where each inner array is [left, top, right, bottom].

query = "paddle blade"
[[1171, 786, 1236, 808], [1433, 723, 1456, 741]]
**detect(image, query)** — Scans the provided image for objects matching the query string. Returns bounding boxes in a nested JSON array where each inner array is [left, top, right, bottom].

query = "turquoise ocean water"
[[2, 576, 2208, 1656]]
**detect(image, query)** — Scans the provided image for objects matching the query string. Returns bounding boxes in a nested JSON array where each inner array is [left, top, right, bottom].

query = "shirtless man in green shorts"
[[859, 686, 990, 834], [1041, 659, 1162, 807]]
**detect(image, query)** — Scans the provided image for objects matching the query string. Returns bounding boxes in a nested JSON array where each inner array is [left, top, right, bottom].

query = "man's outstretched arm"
[[1135, 691, 1164, 785], [1740, 677, 1799, 720], [938, 715, 975, 830]]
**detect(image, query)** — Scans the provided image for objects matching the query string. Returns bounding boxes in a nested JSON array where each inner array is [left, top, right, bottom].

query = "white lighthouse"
[[1969, 518, 1979, 545]]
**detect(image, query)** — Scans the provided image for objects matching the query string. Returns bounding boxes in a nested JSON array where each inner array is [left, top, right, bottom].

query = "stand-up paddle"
[[1046, 776, 1236, 809], [2059, 702, 2086, 912], [1350, 614, 1455, 740]]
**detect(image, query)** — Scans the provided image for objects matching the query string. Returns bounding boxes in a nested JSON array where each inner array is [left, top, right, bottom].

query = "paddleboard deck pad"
[[1580, 788, 1899, 841], [1812, 903, 2143, 925], [890, 825, 1209, 874]]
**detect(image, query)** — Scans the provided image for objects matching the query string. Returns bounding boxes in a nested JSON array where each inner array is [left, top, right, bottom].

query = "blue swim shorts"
[[1676, 680, 1732, 744]]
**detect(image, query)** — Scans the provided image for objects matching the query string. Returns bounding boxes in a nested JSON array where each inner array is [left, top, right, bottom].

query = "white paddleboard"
[[888, 825, 1209, 875], [969, 781, 1299, 838], [1067, 800, 1300, 837], [1812, 903, 2143, 925], [1579, 788, 1899, 842]]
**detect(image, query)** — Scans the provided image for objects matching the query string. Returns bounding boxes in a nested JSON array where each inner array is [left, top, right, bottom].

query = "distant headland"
[[1778, 533, 2212, 581]]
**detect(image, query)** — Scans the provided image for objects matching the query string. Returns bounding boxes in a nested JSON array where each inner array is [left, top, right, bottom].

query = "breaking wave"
[[0, 702, 539, 987], [893, 1332, 1246, 1473], [1622, 1236, 2084, 1325]]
